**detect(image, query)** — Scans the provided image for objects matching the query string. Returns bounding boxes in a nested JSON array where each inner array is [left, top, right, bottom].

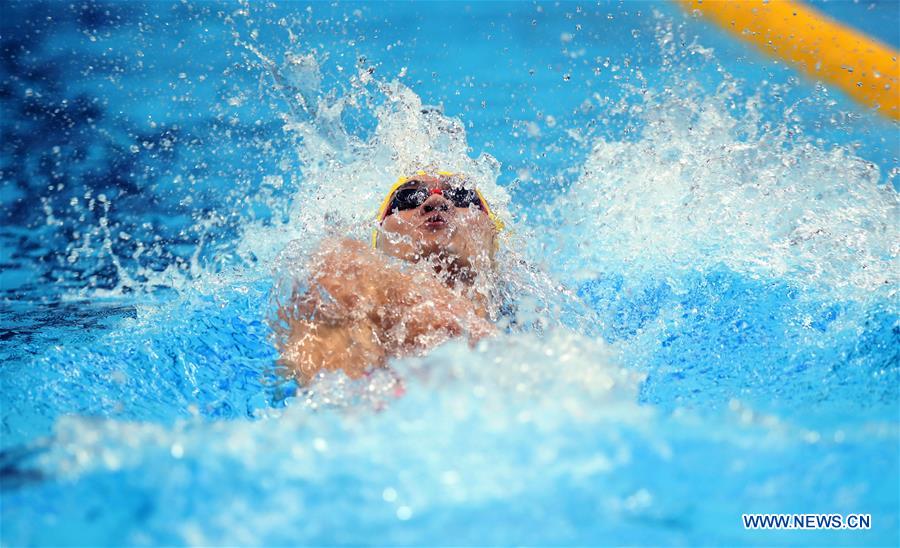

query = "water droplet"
[[170, 443, 184, 458]]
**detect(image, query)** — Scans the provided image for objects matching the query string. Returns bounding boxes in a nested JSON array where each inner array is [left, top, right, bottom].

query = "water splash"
[[5, 328, 896, 545], [548, 78, 899, 303]]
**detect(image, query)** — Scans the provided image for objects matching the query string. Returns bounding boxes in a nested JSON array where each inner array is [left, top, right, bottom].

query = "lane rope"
[[677, 0, 899, 120]]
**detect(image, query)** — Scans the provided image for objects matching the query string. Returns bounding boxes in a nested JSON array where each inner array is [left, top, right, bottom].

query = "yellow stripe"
[[677, 0, 899, 120], [372, 176, 409, 248]]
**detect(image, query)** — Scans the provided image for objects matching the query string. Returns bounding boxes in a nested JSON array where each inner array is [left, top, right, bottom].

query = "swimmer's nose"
[[422, 194, 451, 213]]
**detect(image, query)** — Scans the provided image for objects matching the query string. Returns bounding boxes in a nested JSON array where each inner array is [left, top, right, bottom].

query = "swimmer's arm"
[[279, 312, 386, 384], [279, 238, 493, 382], [312, 239, 494, 347], [277, 239, 398, 383]]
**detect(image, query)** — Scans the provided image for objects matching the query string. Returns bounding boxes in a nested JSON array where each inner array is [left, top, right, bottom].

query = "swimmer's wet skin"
[[278, 171, 502, 383]]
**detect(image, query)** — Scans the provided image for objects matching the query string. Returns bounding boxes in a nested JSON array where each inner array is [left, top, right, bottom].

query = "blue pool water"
[[1, 1, 898, 545]]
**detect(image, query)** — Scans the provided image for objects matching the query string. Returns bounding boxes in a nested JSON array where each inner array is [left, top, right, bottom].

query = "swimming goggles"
[[384, 182, 484, 217]]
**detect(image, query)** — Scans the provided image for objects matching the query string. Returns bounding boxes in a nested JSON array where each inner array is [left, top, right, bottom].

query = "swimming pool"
[[1, 1, 898, 545]]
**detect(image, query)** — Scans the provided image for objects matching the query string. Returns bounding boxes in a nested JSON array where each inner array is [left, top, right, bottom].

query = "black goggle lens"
[[390, 187, 430, 212], [444, 187, 481, 208]]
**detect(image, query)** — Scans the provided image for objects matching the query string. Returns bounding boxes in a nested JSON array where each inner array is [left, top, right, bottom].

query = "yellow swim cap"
[[371, 170, 505, 248]]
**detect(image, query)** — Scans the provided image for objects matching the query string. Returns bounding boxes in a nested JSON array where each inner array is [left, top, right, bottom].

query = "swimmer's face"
[[377, 175, 496, 271]]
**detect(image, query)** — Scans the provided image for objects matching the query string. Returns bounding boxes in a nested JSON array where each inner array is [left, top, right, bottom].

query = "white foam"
[[548, 86, 899, 301]]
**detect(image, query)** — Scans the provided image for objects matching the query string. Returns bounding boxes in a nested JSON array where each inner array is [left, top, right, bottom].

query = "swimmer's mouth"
[[422, 214, 449, 229]]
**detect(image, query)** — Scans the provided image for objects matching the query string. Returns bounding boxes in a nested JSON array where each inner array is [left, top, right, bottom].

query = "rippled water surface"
[[1, 1, 898, 545]]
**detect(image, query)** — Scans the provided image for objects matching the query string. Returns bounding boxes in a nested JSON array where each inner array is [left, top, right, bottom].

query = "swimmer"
[[278, 170, 506, 383]]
